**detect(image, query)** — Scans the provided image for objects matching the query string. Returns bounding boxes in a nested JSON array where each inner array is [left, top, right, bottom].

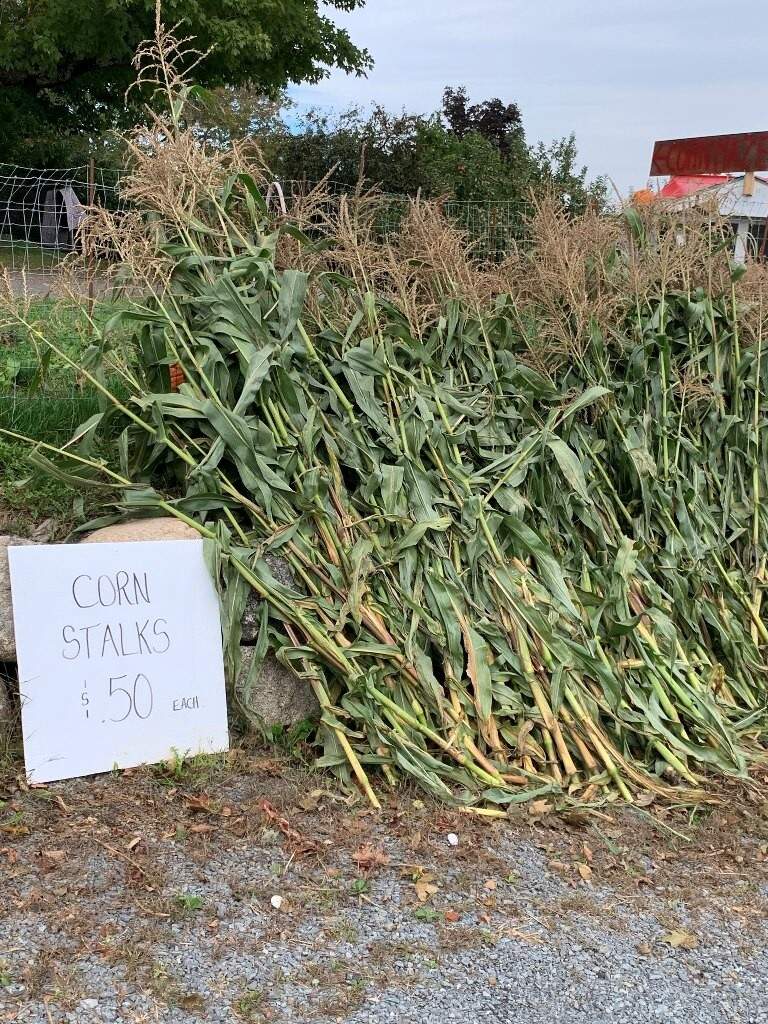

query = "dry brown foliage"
[[57, 15, 768, 363]]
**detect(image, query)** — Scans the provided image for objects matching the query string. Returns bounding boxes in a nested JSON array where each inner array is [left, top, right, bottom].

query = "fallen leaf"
[[40, 849, 65, 870], [260, 800, 318, 854], [177, 994, 205, 1012], [185, 795, 215, 814], [548, 860, 569, 871], [505, 927, 545, 944], [577, 862, 593, 882], [582, 843, 594, 863], [728, 904, 762, 918], [0, 822, 29, 837], [414, 873, 439, 903], [528, 799, 553, 818], [635, 793, 656, 807], [297, 787, 341, 812], [662, 929, 698, 950], [484, 878, 497, 891], [444, 909, 460, 923], [298, 794, 321, 812], [354, 844, 390, 872]]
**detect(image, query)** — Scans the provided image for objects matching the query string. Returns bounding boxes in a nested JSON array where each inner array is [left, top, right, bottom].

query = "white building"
[[657, 173, 768, 262]]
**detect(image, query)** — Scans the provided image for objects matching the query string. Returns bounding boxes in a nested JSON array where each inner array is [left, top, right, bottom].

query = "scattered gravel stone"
[[1, 768, 767, 1024]]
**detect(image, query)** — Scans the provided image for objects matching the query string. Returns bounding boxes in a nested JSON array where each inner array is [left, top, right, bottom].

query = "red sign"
[[650, 132, 768, 176]]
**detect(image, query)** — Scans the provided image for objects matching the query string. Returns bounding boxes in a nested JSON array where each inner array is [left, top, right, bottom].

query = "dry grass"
[[43, 15, 767, 366], [69, 127, 768, 372]]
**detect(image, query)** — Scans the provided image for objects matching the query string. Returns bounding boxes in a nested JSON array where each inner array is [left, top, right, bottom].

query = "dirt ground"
[[1, 749, 768, 1023]]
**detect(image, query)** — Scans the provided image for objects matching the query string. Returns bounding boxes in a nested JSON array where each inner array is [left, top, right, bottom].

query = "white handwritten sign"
[[9, 540, 229, 783]]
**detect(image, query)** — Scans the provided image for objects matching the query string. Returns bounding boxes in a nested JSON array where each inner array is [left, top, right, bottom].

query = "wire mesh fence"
[[0, 295, 131, 451], [0, 163, 124, 272], [0, 163, 535, 273], [7, 162, 768, 275], [277, 177, 533, 261], [5, 165, 768, 450], [0, 348, 132, 448], [0, 165, 535, 451]]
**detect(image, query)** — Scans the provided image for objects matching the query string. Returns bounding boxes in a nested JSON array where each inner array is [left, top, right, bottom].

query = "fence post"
[[87, 157, 95, 335]]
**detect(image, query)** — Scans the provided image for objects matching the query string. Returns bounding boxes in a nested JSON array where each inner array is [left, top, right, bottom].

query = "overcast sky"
[[289, 0, 766, 197]]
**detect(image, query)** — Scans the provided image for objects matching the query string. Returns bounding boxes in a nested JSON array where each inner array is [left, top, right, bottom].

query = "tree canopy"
[[441, 86, 523, 157], [0, 0, 371, 166], [267, 86, 607, 216]]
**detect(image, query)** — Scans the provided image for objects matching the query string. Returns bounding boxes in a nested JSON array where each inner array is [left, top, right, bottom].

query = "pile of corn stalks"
[[4, 40, 768, 808], [11, 188, 768, 814]]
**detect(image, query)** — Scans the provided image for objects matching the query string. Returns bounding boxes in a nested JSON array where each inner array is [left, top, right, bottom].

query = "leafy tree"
[[188, 86, 290, 153], [440, 86, 523, 158], [529, 134, 610, 214], [268, 89, 607, 257], [0, 0, 371, 166], [273, 89, 606, 213], [275, 106, 431, 194]]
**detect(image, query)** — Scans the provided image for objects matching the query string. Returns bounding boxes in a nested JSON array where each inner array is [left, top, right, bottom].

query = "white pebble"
[[270, 894, 283, 910], [447, 833, 459, 847]]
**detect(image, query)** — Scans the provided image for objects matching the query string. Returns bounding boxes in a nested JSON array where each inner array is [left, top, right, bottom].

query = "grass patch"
[[174, 892, 204, 913], [150, 749, 240, 789], [0, 239, 65, 272], [0, 297, 131, 534], [0, 296, 131, 389], [0, 439, 88, 534], [233, 988, 269, 1022]]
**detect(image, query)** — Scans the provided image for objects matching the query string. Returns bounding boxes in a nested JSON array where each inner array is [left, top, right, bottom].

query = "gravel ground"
[[3, 270, 111, 298], [1, 754, 767, 1024]]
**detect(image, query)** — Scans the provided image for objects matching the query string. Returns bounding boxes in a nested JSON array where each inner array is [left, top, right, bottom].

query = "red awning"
[[659, 175, 729, 199]]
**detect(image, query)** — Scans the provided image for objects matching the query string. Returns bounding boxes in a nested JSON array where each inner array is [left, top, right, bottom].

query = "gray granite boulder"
[[0, 535, 37, 661], [240, 552, 296, 643], [83, 518, 318, 729], [236, 647, 319, 730], [0, 671, 12, 749], [81, 518, 199, 543]]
